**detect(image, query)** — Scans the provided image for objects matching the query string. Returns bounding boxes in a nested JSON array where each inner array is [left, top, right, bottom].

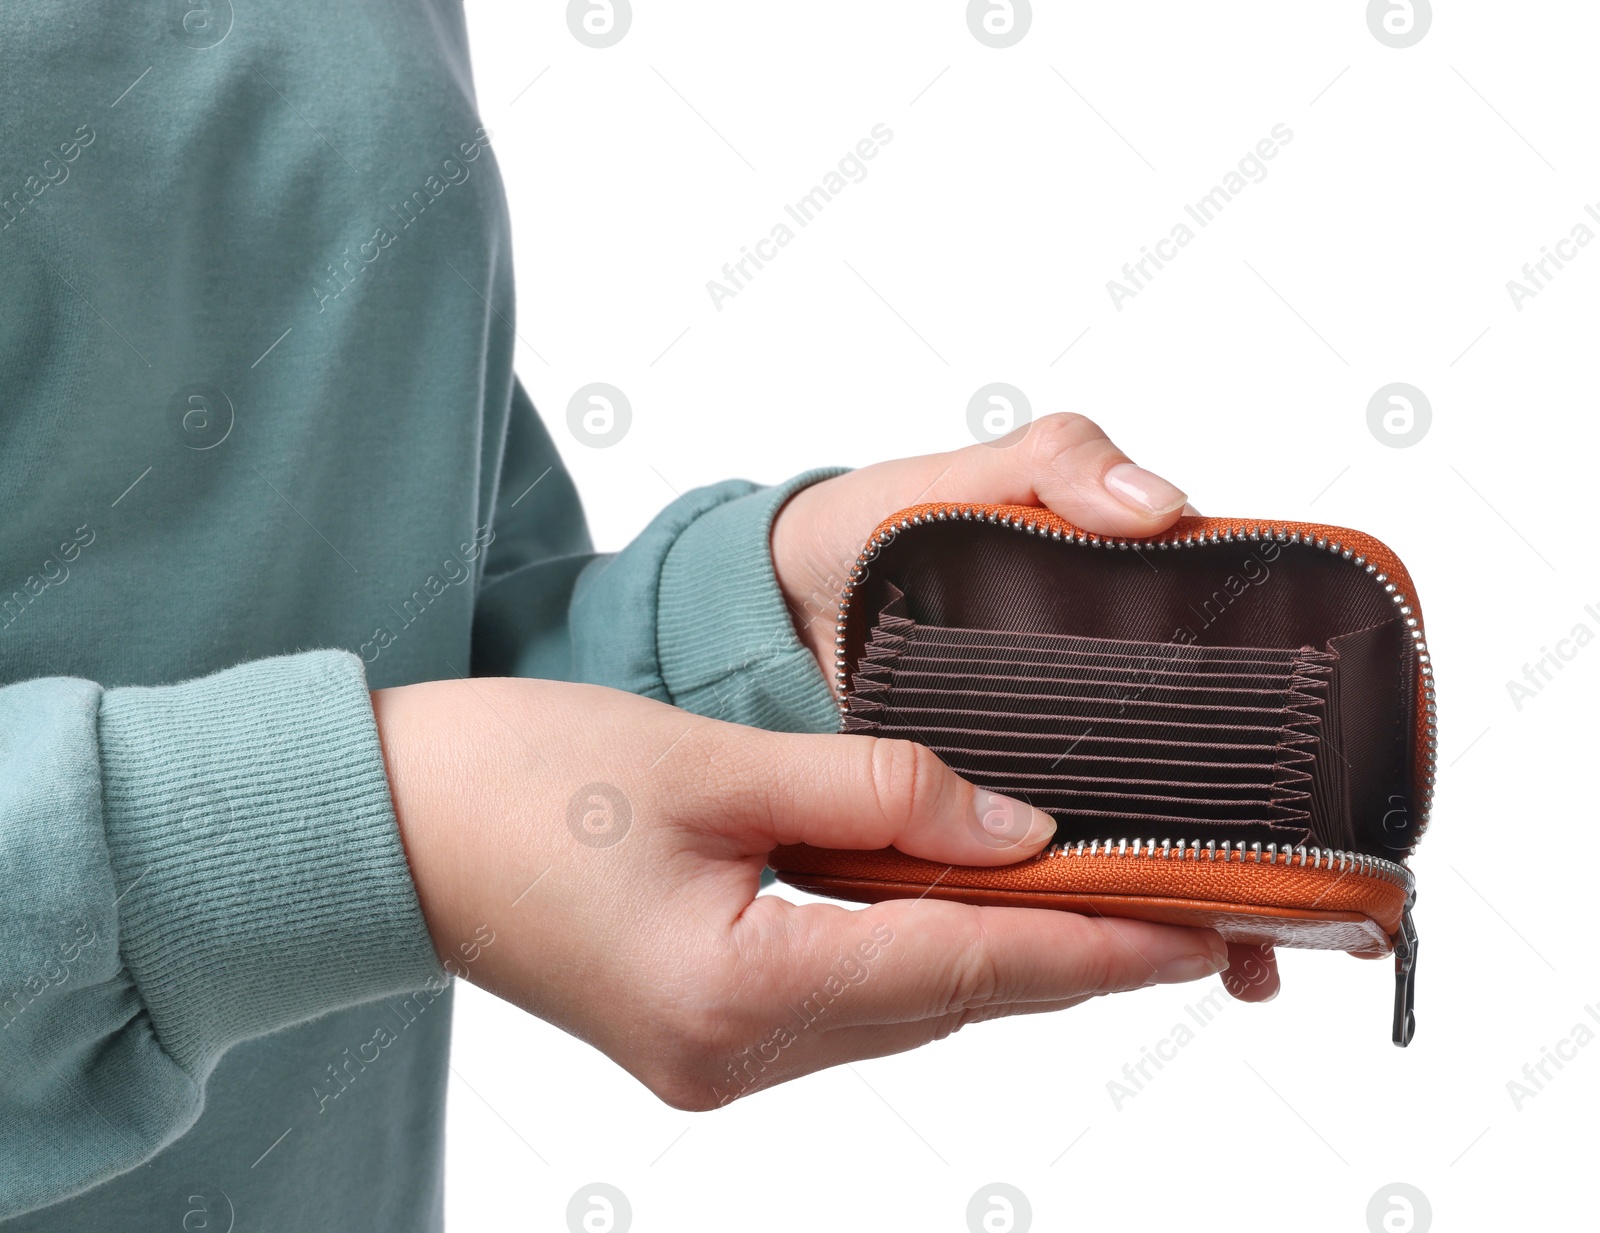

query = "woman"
[[0, 3, 1262, 1226]]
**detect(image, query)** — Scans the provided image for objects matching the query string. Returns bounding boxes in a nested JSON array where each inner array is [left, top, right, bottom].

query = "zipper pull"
[[1391, 897, 1418, 1047]]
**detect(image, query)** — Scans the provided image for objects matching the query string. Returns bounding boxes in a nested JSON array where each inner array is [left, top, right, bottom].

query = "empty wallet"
[[768, 504, 1432, 1045]]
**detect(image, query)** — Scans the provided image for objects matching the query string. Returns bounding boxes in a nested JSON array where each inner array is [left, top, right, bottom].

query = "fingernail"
[[971, 789, 1056, 850], [1103, 462, 1187, 517], [1022, 808, 1058, 849], [1151, 953, 1225, 984]]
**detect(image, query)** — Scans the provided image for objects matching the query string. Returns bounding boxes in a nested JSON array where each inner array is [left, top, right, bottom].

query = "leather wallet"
[[768, 504, 1432, 1045]]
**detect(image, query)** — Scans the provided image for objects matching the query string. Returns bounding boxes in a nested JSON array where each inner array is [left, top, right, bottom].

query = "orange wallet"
[[769, 504, 1431, 1045]]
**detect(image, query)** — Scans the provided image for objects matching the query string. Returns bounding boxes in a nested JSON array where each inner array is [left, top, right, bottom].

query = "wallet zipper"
[[1037, 836, 1411, 888], [1040, 836, 1418, 1044], [1393, 896, 1419, 1047], [832, 505, 1431, 1046]]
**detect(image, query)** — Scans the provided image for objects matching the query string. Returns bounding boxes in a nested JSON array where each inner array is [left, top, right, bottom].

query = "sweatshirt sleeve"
[[472, 380, 845, 734], [0, 651, 441, 1219]]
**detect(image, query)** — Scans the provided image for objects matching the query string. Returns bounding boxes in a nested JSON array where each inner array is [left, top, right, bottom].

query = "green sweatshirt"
[[0, 4, 839, 1226]]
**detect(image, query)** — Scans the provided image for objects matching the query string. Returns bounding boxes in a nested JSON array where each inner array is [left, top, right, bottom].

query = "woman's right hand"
[[371, 677, 1232, 1109]]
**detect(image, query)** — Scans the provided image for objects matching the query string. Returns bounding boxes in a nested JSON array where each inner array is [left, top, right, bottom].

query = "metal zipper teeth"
[[831, 507, 1437, 847], [1035, 836, 1413, 892]]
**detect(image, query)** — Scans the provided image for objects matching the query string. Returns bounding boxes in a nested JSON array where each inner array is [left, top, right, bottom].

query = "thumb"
[[712, 729, 1056, 865]]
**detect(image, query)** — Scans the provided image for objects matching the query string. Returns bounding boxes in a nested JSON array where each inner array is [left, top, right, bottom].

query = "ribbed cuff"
[[657, 468, 846, 733], [97, 651, 442, 1075]]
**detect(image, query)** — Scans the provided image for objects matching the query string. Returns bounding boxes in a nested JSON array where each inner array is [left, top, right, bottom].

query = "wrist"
[[371, 682, 465, 967]]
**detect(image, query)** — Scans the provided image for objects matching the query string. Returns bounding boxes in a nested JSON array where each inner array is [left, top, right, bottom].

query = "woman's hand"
[[768, 412, 1282, 1003], [770, 412, 1191, 670], [373, 677, 1235, 1109]]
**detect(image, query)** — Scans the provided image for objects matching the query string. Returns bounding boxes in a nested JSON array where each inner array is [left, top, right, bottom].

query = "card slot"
[[893, 675, 1312, 707], [960, 773, 1290, 805], [883, 690, 1305, 729], [880, 712, 1304, 749], [880, 665, 1306, 698], [1306, 642, 1351, 852], [892, 654, 1307, 685], [975, 788, 1307, 823], [920, 744, 1306, 799], [888, 655, 1309, 689], [875, 731, 1317, 791], [925, 746, 1289, 773], [1020, 803, 1312, 829], [897, 643, 1307, 676], [871, 710, 1301, 740], [914, 704, 1314, 744], [872, 704, 1308, 737], [861, 667, 1309, 709], [864, 722, 1299, 761], [874, 687, 1307, 725], [928, 754, 1296, 792], [879, 677, 1305, 703], [881, 645, 1305, 672], [854, 661, 1322, 708], [905, 625, 1310, 665], [949, 758, 1290, 787], [849, 607, 1349, 851], [899, 651, 1300, 672]]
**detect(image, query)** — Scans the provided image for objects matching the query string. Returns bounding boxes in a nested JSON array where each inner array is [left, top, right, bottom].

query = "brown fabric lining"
[[839, 526, 1415, 856], [846, 616, 1385, 854]]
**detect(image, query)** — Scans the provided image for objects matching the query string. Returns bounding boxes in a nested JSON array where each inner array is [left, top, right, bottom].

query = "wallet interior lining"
[[839, 522, 1416, 857], [847, 613, 1346, 849]]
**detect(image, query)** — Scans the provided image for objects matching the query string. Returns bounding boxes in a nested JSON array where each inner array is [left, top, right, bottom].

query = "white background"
[[449, 3, 1600, 1230]]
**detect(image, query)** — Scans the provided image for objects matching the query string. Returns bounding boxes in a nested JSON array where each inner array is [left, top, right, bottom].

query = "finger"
[[719, 729, 1057, 865], [1221, 941, 1279, 1002], [984, 412, 1188, 534], [746, 897, 1229, 1033], [785, 995, 1101, 1077], [712, 990, 1111, 1105], [829, 413, 1188, 536], [774, 413, 1190, 574]]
